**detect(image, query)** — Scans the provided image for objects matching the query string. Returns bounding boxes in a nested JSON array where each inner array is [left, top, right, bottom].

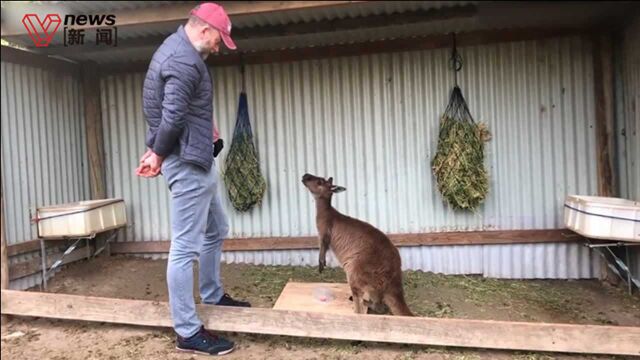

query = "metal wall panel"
[[482, 242, 599, 279], [101, 35, 601, 278], [1, 61, 89, 244], [1, 61, 89, 290], [7, 249, 68, 291], [123, 242, 599, 279]]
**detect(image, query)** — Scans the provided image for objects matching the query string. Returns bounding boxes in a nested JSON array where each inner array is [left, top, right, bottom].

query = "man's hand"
[[136, 149, 164, 178]]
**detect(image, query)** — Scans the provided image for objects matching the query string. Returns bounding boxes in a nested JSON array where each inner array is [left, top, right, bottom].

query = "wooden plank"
[[223, 236, 316, 251], [1, 290, 638, 356], [8, 245, 92, 281], [7, 239, 40, 257], [7, 238, 88, 257], [1, 1, 365, 37], [109, 229, 582, 254], [17, 229, 582, 256], [211, 27, 582, 66], [388, 229, 582, 246], [40, 5, 477, 57], [82, 61, 107, 200], [99, 27, 584, 74], [236, 4, 477, 39], [592, 33, 616, 198], [273, 282, 354, 315], [0, 46, 79, 76]]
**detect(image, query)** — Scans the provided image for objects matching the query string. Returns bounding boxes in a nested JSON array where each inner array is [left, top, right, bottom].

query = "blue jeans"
[[161, 154, 229, 338]]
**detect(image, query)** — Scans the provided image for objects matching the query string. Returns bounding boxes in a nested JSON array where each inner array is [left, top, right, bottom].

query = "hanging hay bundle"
[[223, 91, 267, 212], [431, 85, 491, 212]]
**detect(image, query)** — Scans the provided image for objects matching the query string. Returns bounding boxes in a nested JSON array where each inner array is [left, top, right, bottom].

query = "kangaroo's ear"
[[331, 186, 346, 193], [327, 177, 333, 185]]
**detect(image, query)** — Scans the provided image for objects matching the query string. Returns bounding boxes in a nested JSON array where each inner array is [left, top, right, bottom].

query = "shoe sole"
[[176, 346, 235, 356]]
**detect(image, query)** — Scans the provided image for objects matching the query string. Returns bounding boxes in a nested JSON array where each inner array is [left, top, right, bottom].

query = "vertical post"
[[592, 33, 616, 198], [1, 178, 9, 323], [82, 61, 107, 200], [82, 61, 108, 256], [592, 32, 618, 282]]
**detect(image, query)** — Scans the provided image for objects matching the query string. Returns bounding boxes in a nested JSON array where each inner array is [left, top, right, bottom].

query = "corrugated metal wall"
[[1, 62, 89, 243], [101, 35, 601, 278], [1, 61, 90, 289], [616, 16, 639, 202], [136, 242, 600, 279], [224, 243, 600, 279], [615, 16, 640, 282]]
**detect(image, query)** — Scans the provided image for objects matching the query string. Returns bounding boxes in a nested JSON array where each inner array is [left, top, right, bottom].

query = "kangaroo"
[[301, 173, 414, 316]]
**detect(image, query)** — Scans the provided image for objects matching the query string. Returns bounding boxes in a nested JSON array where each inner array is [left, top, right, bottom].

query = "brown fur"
[[301, 173, 414, 317]]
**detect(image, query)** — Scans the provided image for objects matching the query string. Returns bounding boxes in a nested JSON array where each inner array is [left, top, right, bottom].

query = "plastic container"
[[36, 199, 127, 239], [563, 195, 640, 242]]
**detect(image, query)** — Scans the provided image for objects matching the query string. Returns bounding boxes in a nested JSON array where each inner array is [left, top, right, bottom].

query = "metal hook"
[[449, 33, 463, 71], [449, 33, 463, 85], [240, 57, 246, 93]]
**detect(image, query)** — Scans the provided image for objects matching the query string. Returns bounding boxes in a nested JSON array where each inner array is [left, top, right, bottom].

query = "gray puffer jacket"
[[143, 25, 214, 172]]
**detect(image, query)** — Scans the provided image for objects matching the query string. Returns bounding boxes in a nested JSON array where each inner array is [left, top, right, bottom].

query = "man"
[[136, 3, 249, 356]]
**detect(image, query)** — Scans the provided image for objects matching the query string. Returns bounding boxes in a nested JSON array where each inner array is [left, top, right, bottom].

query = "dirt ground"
[[2, 255, 639, 360]]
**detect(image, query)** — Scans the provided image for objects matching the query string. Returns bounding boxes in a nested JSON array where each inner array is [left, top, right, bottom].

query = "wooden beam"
[[591, 31, 619, 282], [236, 4, 476, 39], [388, 229, 581, 246], [2, 290, 638, 356], [9, 229, 582, 256], [108, 229, 582, 254], [82, 61, 107, 199], [7, 239, 40, 257], [592, 33, 616, 198], [39, 4, 477, 57], [0, 45, 79, 76], [1, 1, 365, 37], [209, 27, 583, 66], [6, 238, 91, 257], [99, 27, 585, 75], [8, 245, 92, 281]]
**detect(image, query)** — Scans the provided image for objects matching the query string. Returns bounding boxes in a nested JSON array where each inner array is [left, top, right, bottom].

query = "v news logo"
[[22, 14, 62, 47]]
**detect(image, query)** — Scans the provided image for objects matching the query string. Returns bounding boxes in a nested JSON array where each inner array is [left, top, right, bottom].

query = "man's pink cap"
[[190, 2, 237, 50]]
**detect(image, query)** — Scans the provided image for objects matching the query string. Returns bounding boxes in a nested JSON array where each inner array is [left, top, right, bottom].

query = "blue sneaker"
[[176, 326, 235, 356]]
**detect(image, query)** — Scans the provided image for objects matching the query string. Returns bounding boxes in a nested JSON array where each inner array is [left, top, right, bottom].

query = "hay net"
[[431, 34, 490, 212], [223, 90, 267, 212]]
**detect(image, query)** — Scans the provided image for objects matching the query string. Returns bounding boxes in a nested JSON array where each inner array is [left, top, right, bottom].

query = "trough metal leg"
[[586, 239, 640, 296], [93, 230, 118, 258], [627, 246, 632, 296], [42, 238, 84, 289]]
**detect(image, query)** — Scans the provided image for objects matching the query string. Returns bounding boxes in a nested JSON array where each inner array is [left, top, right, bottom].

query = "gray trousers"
[[161, 153, 229, 338]]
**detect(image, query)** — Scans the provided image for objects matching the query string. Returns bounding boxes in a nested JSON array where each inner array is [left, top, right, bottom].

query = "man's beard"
[[193, 41, 211, 60]]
